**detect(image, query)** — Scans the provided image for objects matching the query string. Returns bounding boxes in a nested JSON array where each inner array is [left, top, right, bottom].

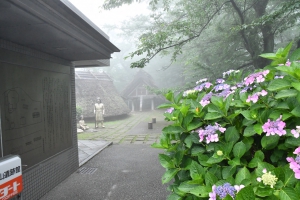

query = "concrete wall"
[[0, 40, 79, 199]]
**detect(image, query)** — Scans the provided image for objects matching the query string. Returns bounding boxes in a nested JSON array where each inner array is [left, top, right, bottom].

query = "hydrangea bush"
[[153, 42, 300, 200]]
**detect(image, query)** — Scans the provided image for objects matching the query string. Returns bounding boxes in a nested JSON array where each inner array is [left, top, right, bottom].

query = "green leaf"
[[204, 112, 223, 120], [178, 181, 210, 197], [255, 187, 273, 197], [260, 53, 278, 60], [191, 146, 205, 156], [261, 135, 280, 150], [210, 95, 224, 107], [205, 172, 218, 187], [284, 165, 298, 187], [253, 123, 263, 135], [162, 125, 185, 134], [151, 143, 165, 149], [222, 165, 236, 179], [243, 125, 256, 137], [279, 187, 300, 200], [231, 100, 246, 107], [180, 104, 190, 117], [267, 79, 291, 91], [291, 105, 300, 117], [290, 48, 300, 62], [233, 142, 247, 158], [167, 193, 183, 200], [159, 133, 170, 148], [285, 137, 300, 147], [276, 66, 295, 76], [206, 154, 224, 164], [228, 157, 241, 166], [159, 154, 175, 168], [281, 42, 293, 58], [291, 82, 300, 92], [165, 91, 174, 102], [187, 120, 202, 131], [277, 102, 290, 110], [190, 161, 205, 181], [225, 126, 240, 143], [275, 89, 298, 99], [184, 135, 193, 148], [157, 103, 175, 109], [248, 150, 264, 168], [162, 168, 179, 184], [241, 110, 253, 120], [235, 167, 251, 185], [235, 186, 255, 200]]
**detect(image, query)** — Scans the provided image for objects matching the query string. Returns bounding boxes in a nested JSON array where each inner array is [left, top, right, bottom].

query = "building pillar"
[[139, 96, 143, 111], [151, 99, 154, 110], [131, 100, 135, 112]]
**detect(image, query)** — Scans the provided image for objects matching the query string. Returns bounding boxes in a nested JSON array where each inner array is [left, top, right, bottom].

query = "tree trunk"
[[253, 0, 274, 69]]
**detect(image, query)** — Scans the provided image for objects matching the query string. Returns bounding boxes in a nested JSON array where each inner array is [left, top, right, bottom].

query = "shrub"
[[153, 42, 300, 200], [76, 105, 83, 122]]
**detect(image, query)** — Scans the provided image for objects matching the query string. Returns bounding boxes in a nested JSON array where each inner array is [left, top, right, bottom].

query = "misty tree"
[[103, 0, 300, 75]]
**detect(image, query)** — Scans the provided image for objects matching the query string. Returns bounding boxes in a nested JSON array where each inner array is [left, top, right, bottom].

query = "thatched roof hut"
[[121, 70, 165, 111], [75, 70, 130, 119]]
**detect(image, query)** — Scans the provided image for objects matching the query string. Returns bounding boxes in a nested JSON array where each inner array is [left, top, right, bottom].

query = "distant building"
[[0, 0, 119, 199], [75, 70, 130, 119], [122, 70, 164, 111]]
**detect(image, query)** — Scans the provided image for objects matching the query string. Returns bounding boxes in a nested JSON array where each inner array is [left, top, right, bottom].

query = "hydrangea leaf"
[[279, 187, 300, 200], [233, 142, 247, 158], [159, 154, 175, 168], [235, 167, 251, 185], [267, 79, 291, 91], [275, 89, 298, 99], [261, 135, 280, 150], [162, 168, 180, 184]]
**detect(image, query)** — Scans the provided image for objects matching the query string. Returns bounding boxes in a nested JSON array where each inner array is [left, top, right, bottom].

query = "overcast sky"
[[68, 0, 149, 32]]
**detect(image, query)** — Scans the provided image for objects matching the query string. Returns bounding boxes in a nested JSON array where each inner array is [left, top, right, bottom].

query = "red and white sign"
[[0, 155, 22, 200]]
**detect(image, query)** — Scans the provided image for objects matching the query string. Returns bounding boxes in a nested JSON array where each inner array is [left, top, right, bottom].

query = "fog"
[[70, 0, 300, 94]]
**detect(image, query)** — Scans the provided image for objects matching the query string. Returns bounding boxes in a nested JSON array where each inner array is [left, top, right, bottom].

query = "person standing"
[[94, 97, 105, 128]]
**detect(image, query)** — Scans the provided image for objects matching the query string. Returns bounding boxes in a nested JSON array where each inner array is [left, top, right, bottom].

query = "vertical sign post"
[[0, 155, 23, 200]]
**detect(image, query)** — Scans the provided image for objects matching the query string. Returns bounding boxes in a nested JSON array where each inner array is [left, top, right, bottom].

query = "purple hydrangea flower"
[[165, 107, 174, 113], [194, 82, 213, 92], [197, 123, 226, 144], [213, 83, 230, 92], [200, 93, 213, 107], [262, 115, 286, 136]]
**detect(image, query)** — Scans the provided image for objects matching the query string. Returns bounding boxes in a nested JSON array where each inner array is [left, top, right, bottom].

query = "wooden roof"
[[121, 70, 158, 99], [75, 71, 130, 118]]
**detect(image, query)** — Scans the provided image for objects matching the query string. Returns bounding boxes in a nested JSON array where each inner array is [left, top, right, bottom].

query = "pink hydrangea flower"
[[262, 115, 286, 136], [246, 90, 267, 103], [291, 126, 300, 138], [286, 59, 291, 66], [246, 94, 259, 103], [287, 147, 300, 179], [243, 70, 269, 86]]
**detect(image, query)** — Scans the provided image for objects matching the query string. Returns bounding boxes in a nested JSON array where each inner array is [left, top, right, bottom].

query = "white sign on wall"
[[0, 155, 22, 200]]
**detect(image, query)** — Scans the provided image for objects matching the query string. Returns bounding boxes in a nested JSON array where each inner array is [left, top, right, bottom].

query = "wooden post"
[[152, 118, 156, 123], [148, 122, 153, 129]]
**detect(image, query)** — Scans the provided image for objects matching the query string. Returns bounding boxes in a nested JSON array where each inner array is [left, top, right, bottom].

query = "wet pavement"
[[40, 110, 171, 200]]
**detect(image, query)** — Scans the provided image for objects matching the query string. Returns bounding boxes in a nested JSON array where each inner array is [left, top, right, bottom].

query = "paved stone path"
[[77, 110, 169, 145]]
